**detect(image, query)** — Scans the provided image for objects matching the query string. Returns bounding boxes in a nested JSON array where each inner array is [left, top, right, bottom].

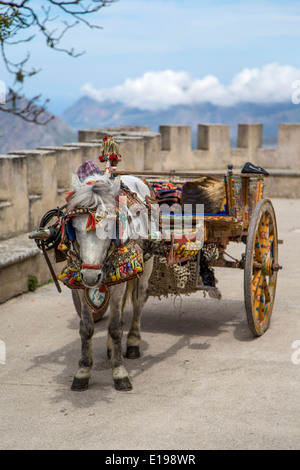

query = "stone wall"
[[78, 123, 300, 198], [0, 122, 300, 303]]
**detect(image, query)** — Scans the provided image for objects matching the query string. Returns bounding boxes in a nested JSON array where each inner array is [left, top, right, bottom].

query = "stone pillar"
[[115, 136, 145, 172], [118, 131, 162, 171], [142, 133, 162, 171], [9, 150, 57, 230], [37, 146, 73, 191], [0, 155, 29, 239], [78, 129, 102, 142], [37, 146, 85, 205], [159, 125, 192, 170], [237, 124, 263, 150], [63, 142, 101, 167], [278, 124, 300, 169], [197, 124, 231, 168], [160, 125, 191, 155]]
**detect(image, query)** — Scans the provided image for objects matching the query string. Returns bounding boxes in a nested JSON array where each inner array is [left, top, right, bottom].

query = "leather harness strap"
[[82, 263, 101, 270]]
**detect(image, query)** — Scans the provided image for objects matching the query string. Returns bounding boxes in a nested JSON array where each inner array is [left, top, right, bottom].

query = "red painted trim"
[[82, 263, 101, 270]]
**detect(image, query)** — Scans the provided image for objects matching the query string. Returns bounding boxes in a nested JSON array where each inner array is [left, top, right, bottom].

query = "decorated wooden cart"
[[30, 135, 282, 338], [115, 165, 282, 337]]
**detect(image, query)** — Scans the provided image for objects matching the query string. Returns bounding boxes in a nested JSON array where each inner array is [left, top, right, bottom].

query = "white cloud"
[[81, 63, 300, 110]]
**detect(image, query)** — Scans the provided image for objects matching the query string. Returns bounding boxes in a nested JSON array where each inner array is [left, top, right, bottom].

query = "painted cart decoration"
[[29, 137, 282, 338], [115, 164, 282, 337]]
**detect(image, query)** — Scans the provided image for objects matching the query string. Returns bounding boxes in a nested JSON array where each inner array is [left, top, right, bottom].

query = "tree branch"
[[0, 0, 117, 124], [0, 89, 54, 124]]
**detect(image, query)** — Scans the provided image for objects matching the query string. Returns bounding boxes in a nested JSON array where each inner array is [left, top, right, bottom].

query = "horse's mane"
[[67, 172, 120, 212]]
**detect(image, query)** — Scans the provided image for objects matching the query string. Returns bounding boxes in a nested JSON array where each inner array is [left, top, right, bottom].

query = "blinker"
[[66, 219, 76, 241]]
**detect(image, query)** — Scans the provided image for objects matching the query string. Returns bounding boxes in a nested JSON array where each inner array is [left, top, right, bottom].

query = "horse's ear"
[[111, 176, 121, 196], [72, 172, 81, 192]]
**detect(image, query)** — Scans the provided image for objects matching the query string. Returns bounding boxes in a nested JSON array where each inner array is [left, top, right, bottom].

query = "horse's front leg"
[[71, 291, 94, 391], [108, 283, 132, 391]]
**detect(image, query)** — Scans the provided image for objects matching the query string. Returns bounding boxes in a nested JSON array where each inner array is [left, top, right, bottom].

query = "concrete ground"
[[0, 198, 299, 450]]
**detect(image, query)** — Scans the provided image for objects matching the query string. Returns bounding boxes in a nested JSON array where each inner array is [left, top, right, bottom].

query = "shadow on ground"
[[26, 294, 255, 408]]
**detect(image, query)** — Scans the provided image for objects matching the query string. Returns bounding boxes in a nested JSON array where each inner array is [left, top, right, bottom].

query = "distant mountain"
[[3, 94, 298, 154], [0, 105, 76, 154], [61, 96, 300, 148]]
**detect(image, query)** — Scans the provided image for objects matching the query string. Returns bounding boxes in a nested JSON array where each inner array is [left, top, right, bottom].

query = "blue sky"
[[1, 0, 300, 114]]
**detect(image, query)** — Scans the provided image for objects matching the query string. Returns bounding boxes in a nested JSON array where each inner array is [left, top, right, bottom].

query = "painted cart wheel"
[[244, 199, 281, 336]]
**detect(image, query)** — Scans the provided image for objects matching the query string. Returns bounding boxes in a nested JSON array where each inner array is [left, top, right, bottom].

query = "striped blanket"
[[152, 182, 182, 206]]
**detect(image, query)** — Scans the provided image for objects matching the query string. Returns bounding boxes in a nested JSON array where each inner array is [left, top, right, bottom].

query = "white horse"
[[67, 172, 154, 392]]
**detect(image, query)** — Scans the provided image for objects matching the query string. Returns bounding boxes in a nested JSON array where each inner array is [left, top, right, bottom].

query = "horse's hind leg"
[[108, 283, 132, 391], [71, 291, 94, 391], [126, 257, 153, 359]]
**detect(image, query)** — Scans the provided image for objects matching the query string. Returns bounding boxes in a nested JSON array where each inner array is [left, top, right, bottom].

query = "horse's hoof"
[[107, 348, 112, 360], [114, 377, 133, 391], [71, 377, 89, 392], [126, 346, 140, 359]]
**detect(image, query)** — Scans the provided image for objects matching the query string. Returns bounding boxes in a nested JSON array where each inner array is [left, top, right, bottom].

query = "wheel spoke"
[[251, 268, 262, 298], [258, 288, 266, 322], [254, 234, 263, 263], [263, 276, 272, 304], [259, 275, 274, 321], [257, 213, 270, 261], [262, 233, 274, 259], [253, 271, 263, 320], [252, 270, 273, 323]]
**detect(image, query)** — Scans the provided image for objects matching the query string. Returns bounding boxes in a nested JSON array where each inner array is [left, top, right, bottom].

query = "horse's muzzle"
[[80, 266, 103, 288]]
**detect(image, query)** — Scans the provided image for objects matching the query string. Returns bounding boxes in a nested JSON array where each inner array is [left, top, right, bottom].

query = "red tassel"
[[86, 212, 96, 231]]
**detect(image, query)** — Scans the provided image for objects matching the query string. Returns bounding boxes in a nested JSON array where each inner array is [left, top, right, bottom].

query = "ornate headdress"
[[99, 136, 122, 174]]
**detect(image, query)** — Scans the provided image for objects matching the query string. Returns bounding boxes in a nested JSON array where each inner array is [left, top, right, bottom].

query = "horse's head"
[[72, 214, 116, 287], [68, 172, 120, 288]]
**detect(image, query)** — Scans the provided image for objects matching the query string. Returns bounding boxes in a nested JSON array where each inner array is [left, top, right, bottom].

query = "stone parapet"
[[263, 169, 300, 198], [0, 232, 64, 304], [278, 123, 300, 169], [1, 122, 300, 242]]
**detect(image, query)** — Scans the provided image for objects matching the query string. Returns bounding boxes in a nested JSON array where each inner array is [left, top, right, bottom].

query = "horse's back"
[[120, 175, 151, 202]]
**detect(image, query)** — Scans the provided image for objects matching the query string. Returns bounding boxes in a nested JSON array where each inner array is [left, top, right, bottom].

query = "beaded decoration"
[[106, 241, 143, 285], [57, 240, 143, 298], [58, 266, 82, 288], [168, 233, 201, 266], [57, 249, 82, 288]]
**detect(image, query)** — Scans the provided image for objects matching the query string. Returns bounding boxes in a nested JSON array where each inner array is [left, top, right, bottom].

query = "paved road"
[[0, 198, 299, 450]]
